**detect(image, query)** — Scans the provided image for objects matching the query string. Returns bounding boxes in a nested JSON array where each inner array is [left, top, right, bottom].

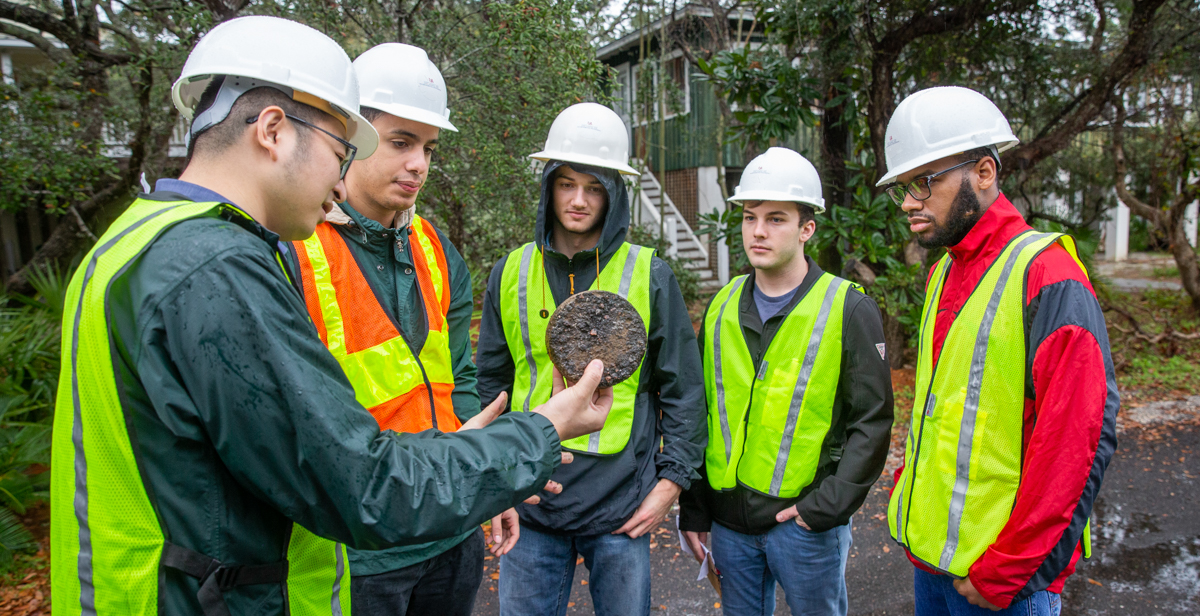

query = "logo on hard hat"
[[886, 135, 900, 149], [418, 77, 442, 92], [747, 165, 769, 175], [577, 121, 601, 132]]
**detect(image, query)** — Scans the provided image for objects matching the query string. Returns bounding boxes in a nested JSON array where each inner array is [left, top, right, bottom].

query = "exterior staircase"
[[633, 168, 723, 289]]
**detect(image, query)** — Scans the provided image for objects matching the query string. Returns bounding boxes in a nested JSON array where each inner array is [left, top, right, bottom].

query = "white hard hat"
[[529, 102, 639, 175], [730, 147, 826, 213], [171, 16, 378, 158], [354, 43, 457, 132], [876, 86, 1017, 187]]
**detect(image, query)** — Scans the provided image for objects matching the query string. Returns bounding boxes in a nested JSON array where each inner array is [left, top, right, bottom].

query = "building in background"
[[597, 5, 818, 288]]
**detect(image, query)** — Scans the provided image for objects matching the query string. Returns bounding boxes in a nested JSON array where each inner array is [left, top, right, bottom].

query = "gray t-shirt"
[[753, 281, 799, 322]]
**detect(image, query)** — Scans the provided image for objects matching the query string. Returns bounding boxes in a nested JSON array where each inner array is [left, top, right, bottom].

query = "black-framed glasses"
[[883, 159, 979, 206], [246, 113, 357, 179]]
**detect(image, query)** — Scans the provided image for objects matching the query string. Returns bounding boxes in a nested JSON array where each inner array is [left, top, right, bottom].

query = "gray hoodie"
[[475, 161, 706, 535]]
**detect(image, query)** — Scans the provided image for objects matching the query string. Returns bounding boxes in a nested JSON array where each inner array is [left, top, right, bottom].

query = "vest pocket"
[[935, 388, 967, 479]]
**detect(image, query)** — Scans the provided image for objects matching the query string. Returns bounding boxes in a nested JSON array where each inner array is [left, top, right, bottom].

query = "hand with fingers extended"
[[487, 508, 520, 557], [459, 391, 573, 504], [532, 360, 614, 442], [613, 478, 682, 538]]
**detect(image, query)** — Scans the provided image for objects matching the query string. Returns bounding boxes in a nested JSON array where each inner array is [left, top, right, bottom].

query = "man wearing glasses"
[[51, 17, 612, 615], [879, 86, 1117, 615]]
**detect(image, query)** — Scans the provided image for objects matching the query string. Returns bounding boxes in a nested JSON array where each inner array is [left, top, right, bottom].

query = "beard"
[[915, 175, 982, 249]]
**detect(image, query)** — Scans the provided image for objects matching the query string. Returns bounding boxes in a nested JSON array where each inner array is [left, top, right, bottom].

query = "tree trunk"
[[1169, 217, 1200, 310], [882, 310, 906, 370]]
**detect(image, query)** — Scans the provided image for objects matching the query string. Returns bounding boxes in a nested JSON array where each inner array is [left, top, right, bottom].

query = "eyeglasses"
[[883, 159, 979, 206], [246, 113, 357, 179]]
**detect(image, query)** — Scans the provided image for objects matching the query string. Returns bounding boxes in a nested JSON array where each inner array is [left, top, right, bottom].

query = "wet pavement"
[[473, 418, 1200, 615]]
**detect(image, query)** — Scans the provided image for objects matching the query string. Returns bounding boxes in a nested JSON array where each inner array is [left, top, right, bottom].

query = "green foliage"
[[0, 507, 36, 574], [0, 266, 64, 569], [1122, 354, 1200, 393], [291, 0, 611, 298], [0, 78, 119, 214], [695, 46, 819, 153]]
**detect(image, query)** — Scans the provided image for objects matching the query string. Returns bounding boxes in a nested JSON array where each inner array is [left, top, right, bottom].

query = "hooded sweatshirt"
[[475, 161, 707, 535]]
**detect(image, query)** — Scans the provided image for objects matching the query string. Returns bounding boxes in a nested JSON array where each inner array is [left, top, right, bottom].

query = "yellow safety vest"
[[887, 230, 1091, 576], [51, 198, 350, 616], [498, 242, 653, 454], [703, 273, 855, 497]]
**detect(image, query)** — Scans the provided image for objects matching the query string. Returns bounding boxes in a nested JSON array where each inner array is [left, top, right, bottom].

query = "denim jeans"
[[710, 519, 852, 616], [498, 524, 651, 616], [913, 568, 1062, 616], [349, 527, 484, 616]]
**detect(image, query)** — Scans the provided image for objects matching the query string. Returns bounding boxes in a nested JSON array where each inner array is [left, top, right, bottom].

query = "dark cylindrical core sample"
[[545, 290, 646, 388]]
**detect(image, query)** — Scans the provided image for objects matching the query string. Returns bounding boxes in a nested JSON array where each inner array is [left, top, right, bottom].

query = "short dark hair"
[[959, 146, 1001, 174], [188, 76, 328, 162], [360, 106, 385, 123], [742, 200, 816, 226]]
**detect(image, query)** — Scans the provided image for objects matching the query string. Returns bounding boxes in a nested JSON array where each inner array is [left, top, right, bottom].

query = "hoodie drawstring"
[[538, 244, 601, 318]]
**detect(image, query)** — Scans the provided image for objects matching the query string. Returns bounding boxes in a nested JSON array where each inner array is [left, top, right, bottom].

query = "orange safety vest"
[[292, 215, 460, 434]]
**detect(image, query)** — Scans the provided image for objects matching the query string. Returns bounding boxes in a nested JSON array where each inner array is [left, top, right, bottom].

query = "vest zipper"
[[396, 234, 439, 431]]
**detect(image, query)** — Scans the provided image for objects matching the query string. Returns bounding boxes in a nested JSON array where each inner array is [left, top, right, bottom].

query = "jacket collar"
[[946, 193, 1031, 264], [330, 201, 414, 247]]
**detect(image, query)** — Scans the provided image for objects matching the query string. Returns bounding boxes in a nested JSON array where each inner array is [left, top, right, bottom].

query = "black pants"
[[350, 528, 485, 616]]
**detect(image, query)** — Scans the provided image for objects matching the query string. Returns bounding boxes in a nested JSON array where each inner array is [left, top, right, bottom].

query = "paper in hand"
[[676, 516, 722, 595]]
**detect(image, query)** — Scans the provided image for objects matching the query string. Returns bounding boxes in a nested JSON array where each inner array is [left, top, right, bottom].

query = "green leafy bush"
[[0, 265, 66, 570]]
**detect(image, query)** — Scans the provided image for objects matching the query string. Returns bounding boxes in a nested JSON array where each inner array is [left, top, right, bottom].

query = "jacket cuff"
[[968, 549, 1021, 609], [656, 464, 695, 491], [677, 493, 712, 532], [527, 412, 562, 461]]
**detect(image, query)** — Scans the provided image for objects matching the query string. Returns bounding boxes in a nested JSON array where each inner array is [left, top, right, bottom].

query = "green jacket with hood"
[[94, 183, 561, 614], [475, 162, 707, 536], [281, 201, 482, 576]]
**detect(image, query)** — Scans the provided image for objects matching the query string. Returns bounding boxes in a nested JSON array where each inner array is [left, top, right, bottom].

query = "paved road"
[[473, 420, 1200, 615]]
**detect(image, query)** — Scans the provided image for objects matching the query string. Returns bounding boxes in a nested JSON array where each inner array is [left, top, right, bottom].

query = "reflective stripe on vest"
[[50, 198, 348, 615], [293, 215, 459, 434], [498, 242, 653, 455], [887, 231, 1089, 577], [702, 273, 853, 498]]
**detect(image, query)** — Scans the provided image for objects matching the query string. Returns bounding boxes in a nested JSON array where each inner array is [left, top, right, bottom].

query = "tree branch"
[[0, 21, 70, 63], [1004, 0, 1169, 177], [1111, 100, 1163, 224]]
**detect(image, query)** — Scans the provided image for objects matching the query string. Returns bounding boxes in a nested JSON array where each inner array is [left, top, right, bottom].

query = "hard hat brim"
[[360, 101, 458, 132], [172, 74, 379, 159], [529, 151, 640, 176], [727, 189, 826, 214], [875, 138, 1019, 187]]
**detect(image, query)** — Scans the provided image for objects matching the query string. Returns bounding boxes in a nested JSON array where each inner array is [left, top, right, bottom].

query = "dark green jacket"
[[110, 188, 560, 614], [282, 201, 481, 576]]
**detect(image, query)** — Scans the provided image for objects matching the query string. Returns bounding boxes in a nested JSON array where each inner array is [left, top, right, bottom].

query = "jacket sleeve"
[[794, 293, 894, 532], [678, 295, 716, 531], [647, 257, 707, 490], [968, 249, 1118, 608], [475, 257, 517, 411], [157, 246, 561, 550], [439, 231, 482, 422]]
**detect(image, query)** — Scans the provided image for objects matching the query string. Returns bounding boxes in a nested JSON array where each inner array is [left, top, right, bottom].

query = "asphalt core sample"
[[545, 290, 646, 388]]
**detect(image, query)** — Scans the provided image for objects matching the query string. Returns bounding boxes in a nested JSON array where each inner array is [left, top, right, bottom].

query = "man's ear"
[[799, 219, 817, 243], [251, 105, 288, 163], [975, 156, 998, 192]]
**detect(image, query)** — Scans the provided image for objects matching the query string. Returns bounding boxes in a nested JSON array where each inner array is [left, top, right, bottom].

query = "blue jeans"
[[710, 519, 852, 616], [913, 568, 1062, 616], [498, 524, 651, 616]]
